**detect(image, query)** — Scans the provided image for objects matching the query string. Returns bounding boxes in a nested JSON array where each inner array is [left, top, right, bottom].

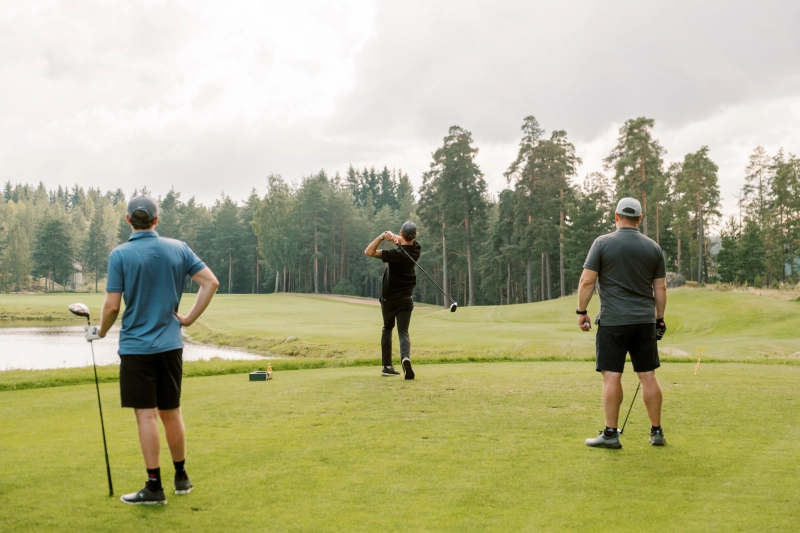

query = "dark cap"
[[401, 221, 417, 239], [127, 195, 159, 222]]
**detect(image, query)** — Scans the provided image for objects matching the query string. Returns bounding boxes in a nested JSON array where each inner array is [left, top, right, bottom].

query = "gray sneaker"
[[174, 474, 193, 495], [650, 428, 666, 446], [120, 486, 167, 505], [585, 431, 622, 449]]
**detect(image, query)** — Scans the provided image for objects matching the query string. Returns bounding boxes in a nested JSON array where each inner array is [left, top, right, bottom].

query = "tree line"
[[0, 115, 797, 303]]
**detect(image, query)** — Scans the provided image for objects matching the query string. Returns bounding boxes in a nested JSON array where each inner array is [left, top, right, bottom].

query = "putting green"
[[2, 362, 799, 532]]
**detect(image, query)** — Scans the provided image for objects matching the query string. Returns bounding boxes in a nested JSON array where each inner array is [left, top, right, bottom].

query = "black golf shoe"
[[650, 427, 666, 446], [585, 431, 622, 449], [381, 366, 401, 376], [401, 358, 415, 380], [174, 473, 193, 495], [120, 486, 167, 505]]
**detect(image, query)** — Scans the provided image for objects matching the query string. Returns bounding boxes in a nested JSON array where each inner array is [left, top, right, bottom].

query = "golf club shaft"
[[90, 341, 114, 496], [394, 243, 456, 305], [620, 381, 641, 435]]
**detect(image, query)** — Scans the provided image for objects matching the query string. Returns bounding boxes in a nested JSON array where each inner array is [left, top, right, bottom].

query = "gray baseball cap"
[[127, 195, 159, 222], [615, 197, 642, 217], [401, 221, 417, 239]]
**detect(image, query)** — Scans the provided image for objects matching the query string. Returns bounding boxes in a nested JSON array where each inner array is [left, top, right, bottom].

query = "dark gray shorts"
[[120, 349, 183, 410], [595, 324, 660, 373]]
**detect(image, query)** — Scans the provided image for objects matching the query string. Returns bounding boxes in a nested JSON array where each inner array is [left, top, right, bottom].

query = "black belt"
[[380, 295, 413, 302]]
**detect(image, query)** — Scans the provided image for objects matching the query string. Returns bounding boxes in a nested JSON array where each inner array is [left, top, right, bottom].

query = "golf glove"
[[85, 325, 102, 342], [655, 319, 666, 341]]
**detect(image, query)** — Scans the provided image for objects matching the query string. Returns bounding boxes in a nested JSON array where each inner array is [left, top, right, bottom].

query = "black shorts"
[[120, 349, 183, 410], [595, 324, 660, 373]]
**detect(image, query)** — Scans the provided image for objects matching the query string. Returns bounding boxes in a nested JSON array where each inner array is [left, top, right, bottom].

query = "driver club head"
[[449, 302, 458, 313], [68, 303, 91, 324]]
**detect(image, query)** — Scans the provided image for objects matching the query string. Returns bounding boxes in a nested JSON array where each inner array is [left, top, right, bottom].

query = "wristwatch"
[[576, 308, 588, 315]]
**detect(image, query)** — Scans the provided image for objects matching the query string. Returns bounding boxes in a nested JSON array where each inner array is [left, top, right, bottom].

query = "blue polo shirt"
[[106, 231, 206, 355]]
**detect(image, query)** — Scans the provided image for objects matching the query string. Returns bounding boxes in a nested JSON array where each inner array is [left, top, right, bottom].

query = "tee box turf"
[[249, 371, 271, 381]]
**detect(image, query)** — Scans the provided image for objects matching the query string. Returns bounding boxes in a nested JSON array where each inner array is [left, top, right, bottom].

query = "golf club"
[[394, 243, 458, 312], [618, 381, 641, 435], [68, 303, 114, 497]]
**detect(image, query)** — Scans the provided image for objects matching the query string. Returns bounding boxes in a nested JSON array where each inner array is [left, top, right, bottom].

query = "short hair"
[[620, 214, 642, 224], [130, 209, 155, 230]]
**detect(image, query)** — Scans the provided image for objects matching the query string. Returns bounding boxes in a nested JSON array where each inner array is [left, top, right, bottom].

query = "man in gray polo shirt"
[[85, 195, 219, 504], [576, 197, 668, 449]]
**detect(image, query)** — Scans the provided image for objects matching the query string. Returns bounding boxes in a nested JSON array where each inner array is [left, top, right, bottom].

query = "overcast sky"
[[2, 1, 799, 220]]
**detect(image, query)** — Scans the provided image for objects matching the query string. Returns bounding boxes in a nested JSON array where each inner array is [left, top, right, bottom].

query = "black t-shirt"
[[380, 242, 421, 300]]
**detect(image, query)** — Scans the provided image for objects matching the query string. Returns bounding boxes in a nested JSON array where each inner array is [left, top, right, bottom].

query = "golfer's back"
[[584, 227, 666, 326], [107, 231, 206, 355]]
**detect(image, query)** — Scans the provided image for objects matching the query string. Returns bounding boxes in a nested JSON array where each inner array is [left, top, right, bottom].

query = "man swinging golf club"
[[85, 195, 219, 504], [364, 221, 420, 379], [577, 198, 668, 449]]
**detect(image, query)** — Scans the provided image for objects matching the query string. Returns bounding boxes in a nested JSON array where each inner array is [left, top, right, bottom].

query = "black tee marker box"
[[249, 371, 269, 381]]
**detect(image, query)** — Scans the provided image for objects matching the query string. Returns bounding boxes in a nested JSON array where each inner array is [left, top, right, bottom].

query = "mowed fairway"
[[2, 362, 800, 532], [3, 288, 799, 361]]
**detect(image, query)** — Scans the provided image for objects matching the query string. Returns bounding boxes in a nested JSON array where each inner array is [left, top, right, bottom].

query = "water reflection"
[[0, 326, 270, 371]]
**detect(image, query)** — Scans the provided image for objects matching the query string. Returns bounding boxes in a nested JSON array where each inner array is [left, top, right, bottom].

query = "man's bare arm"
[[98, 292, 122, 338], [176, 267, 220, 327], [653, 277, 667, 319], [577, 268, 598, 331], [364, 232, 393, 259]]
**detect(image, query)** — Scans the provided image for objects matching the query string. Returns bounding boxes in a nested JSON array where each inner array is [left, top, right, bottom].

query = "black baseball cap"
[[401, 221, 417, 239], [127, 195, 159, 222]]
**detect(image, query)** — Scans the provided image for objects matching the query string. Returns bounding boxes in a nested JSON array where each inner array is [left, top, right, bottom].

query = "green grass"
[[2, 362, 799, 532], [2, 291, 799, 530], [3, 288, 798, 362]]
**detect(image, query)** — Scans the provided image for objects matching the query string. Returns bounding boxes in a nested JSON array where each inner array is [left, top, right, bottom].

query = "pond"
[[0, 326, 270, 371]]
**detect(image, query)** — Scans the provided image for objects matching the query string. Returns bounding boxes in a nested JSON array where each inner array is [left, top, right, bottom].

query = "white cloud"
[[0, 0, 797, 212]]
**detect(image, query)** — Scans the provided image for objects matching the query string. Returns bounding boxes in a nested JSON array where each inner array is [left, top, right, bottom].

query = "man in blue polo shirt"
[[85, 195, 219, 505]]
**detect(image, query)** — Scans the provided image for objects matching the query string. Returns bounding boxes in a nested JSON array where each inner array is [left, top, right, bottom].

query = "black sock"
[[146, 467, 162, 492], [174, 460, 187, 479], [651, 425, 662, 433], [603, 427, 618, 438]]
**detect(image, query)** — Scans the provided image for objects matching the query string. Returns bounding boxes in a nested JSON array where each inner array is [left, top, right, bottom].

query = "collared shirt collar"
[[617, 227, 640, 232], [128, 230, 159, 241]]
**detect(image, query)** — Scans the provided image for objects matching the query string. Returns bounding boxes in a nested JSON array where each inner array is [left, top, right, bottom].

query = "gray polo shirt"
[[583, 227, 666, 326]]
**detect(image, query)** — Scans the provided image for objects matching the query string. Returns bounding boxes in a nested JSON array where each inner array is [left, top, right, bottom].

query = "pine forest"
[[1, 115, 798, 305]]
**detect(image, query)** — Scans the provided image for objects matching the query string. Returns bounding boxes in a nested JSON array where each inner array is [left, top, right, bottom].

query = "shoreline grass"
[[3, 353, 800, 392]]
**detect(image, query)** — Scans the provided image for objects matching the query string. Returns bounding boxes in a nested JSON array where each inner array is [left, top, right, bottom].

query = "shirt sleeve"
[[381, 248, 408, 263], [654, 250, 667, 279], [185, 244, 207, 276], [583, 238, 602, 272], [106, 250, 124, 292]]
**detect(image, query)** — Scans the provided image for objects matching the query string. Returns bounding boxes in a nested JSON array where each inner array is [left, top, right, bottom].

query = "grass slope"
[[3, 288, 798, 362], [2, 362, 799, 532]]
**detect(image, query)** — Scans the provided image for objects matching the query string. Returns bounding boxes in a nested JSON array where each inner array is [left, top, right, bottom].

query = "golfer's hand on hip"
[[84, 325, 103, 342], [578, 314, 592, 332], [175, 313, 194, 327]]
